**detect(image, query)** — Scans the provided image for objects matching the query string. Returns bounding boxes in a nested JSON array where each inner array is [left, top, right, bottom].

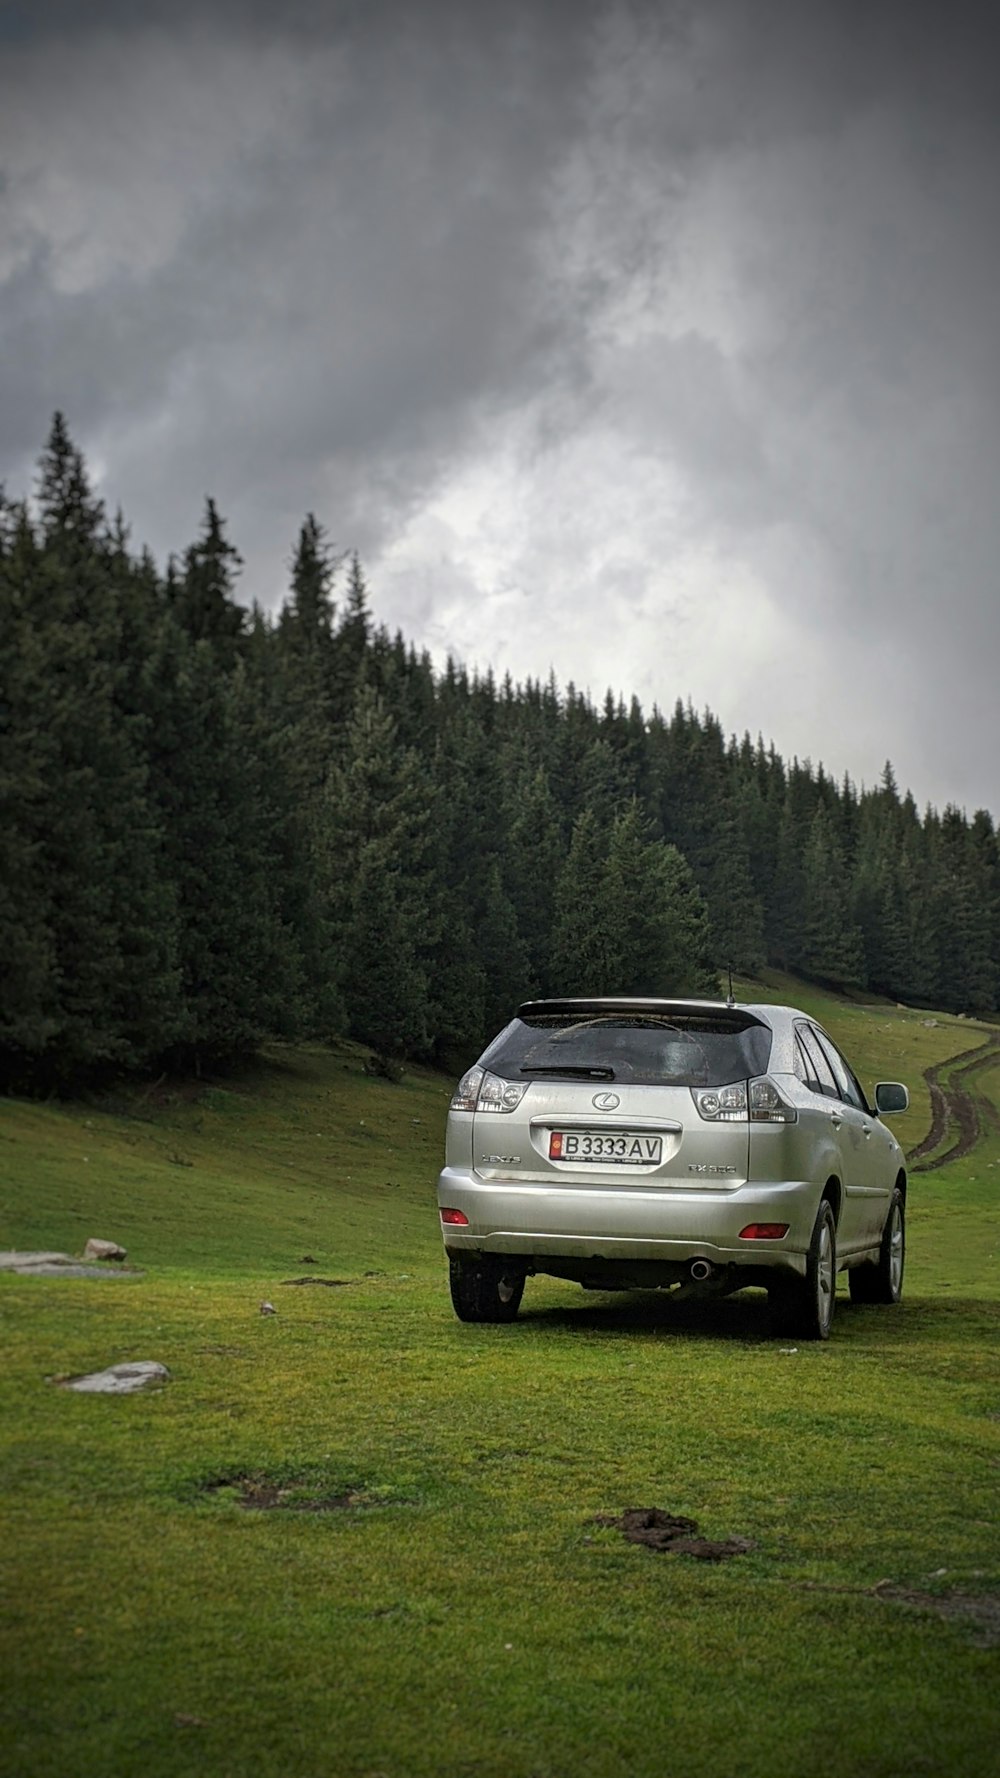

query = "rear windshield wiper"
[[519, 1064, 616, 1079]]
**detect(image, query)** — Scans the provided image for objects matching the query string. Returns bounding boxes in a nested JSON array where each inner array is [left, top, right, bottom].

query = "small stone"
[[259, 1301, 277, 1315], [83, 1239, 127, 1262], [58, 1361, 169, 1395]]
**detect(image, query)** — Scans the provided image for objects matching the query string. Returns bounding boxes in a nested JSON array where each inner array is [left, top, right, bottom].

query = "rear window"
[[481, 1012, 771, 1087]]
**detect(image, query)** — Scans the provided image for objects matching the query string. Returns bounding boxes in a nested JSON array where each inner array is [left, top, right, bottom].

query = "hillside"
[[2, 973, 996, 1275], [2, 980, 999, 1778]]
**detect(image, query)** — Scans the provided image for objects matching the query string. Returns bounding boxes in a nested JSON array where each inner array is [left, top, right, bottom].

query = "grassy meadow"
[[1, 978, 999, 1778]]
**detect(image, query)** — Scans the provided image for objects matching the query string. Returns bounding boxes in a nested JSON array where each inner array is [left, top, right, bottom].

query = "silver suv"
[[437, 998, 910, 1340]]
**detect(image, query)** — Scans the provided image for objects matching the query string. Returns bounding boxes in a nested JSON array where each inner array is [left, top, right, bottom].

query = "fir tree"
[[550, 810, 617, 994], [172, 498, 246, 653], [321, 684, 434, 1056], [2, 419, 180, 1083], [798, 806, 865, 989], [0, 503, 60, 1075], [602, 803, 718, 997], [477, 864, 531, 1035], [501, 763, 563, 993]]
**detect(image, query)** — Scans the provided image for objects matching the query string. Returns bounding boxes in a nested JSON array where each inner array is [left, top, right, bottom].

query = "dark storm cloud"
[[575, 0, 1000, 808], [1, 0, 612, 560], [2, 0, 1000, 810]]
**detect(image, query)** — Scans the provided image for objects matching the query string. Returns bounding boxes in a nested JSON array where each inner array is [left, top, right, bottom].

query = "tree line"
[[2, 417, 998, 1091]]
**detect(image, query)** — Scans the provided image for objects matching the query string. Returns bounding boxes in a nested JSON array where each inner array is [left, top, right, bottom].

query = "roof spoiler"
[[515, 998, 767, 1028]]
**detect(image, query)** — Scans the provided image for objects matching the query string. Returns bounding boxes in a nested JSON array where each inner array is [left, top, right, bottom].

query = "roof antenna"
[[727, 962, 735, 1009]]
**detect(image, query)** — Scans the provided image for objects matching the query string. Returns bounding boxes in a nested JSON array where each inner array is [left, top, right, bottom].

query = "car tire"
[[770, 1199, 837, 1341], [448, 1256, 525, 1323], [848, 1188, 905, 1305]]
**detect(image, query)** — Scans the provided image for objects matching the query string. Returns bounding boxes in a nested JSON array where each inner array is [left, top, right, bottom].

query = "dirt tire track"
[[907, 1035, 1000, 1173]]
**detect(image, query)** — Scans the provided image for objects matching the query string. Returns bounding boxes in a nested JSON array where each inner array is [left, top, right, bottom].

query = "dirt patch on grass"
[[279, 1277, 354, 1288], [908, 1035, 1000, 1172], [594, 1507, 754, 1560], [908, 1078, 949, 1164], [795, 1578, 1000, 1647], [876, 1583, 1000, 1647], [200, 1475, 370, 1511]]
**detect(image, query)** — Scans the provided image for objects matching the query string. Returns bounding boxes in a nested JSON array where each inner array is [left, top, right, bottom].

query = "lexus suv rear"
[[437, 998, 909, 1340]]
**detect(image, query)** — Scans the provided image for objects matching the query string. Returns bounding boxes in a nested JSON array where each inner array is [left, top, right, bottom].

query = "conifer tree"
[[852, 777, 910, 997], [927, 808, 997, 1013], [35, 411, 103, 554], [501, 762, 563, 993], [329, 552, 372, 710], [146, 625, 289, 1066], [550, 809, 617, 993], [767, 766, 813, 968], [655, 703, 763, 969], [602, 804, 718, 997], [798, 806, 865, 988], [0, 502, 60, 1077], [477, 863, 531, 1036], [2, 418, 180, 1081], [576, 737, 632, 827], [321, 684, 434, 1055], [172, 498, 246, 653], [289, 513, 337, 640]]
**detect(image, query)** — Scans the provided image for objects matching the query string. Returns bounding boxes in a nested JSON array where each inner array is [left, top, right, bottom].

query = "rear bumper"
[[436, 1166, 818, 1277]]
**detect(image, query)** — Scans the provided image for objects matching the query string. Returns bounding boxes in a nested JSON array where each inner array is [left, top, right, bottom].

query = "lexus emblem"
[[592, 1091, 621, 1112]]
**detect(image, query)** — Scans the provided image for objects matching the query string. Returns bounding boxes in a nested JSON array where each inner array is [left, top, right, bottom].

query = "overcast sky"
[[3, 0, 999, 815]]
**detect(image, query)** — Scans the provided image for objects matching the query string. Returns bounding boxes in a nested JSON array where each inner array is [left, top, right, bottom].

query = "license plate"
[[549, 1130, 663, 1165]]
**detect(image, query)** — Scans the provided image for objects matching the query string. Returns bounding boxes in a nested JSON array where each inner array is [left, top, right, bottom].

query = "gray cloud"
[[1, 2, 609, 560], [2, 0, 999, 811]]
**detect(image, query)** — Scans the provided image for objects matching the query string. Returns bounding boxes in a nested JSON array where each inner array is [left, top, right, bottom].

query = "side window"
[[795, 1024, 839, 1099], [815, 1031, 868, 1112]]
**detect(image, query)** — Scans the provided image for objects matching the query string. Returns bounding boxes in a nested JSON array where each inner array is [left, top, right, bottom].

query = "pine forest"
[[2, 417, 998, 1092]]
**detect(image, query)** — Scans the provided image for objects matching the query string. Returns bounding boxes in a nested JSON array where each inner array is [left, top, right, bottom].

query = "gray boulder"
[[83, 1239, 127, 1262]]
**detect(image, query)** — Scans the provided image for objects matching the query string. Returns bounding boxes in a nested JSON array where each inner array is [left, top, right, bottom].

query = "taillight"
[[692, 1077, 796, 1124], [692, 1081, 748, 1121], [450, 1067, 484, 1111], [475, 1073, 527, 1114], [748, 1077, 796, 1123], [440, 1208, 469, 1226], [739, 1223, 789, 1240], [449, 1068, 527, 1114]]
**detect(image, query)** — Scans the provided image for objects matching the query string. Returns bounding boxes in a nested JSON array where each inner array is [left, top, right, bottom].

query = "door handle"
[[830, 1113, 842, 1129]]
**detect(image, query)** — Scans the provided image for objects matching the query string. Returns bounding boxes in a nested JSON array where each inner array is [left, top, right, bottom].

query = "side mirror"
[[875, 1081, 909, 1116]]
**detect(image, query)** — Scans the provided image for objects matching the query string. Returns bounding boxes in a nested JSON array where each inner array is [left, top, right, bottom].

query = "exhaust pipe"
[[689, 1258, 714, 1282]]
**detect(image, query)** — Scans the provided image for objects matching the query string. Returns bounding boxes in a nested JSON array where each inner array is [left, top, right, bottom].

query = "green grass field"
[[2, 980, 999, 1778]]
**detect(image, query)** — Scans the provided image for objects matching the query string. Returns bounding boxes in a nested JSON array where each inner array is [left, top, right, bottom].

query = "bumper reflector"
[[739, 1223, 789, 1240], [440, 1208, 469, 1226]]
